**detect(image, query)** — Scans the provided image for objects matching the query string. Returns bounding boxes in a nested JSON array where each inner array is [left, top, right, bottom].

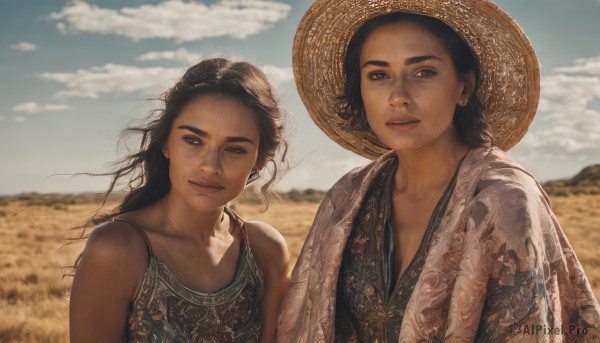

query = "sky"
[[1, 0, 600, 195]]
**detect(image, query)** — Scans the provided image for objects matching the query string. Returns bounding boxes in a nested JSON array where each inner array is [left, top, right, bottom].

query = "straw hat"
[[293, 0, 540, 159]]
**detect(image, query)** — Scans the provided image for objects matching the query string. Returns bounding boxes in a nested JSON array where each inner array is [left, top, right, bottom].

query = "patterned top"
[[336, 157, 459, 342], [117, 207, 264, 343]]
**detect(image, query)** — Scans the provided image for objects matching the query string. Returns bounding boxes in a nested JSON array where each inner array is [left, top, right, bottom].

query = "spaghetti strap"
[[113, 217, 154, 257], [224, 206, 249, 245]]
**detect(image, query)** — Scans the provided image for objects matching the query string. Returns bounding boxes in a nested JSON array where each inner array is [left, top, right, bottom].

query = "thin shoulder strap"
[[224, 206, 249, 245], [113, 217, 154, 257]]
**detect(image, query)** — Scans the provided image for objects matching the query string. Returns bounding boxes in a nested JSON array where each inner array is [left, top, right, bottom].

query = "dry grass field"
[[0, 195, 599, 342]]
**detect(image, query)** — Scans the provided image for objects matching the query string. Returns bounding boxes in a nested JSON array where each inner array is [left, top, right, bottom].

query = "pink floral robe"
[[277, 147, 600, 342]]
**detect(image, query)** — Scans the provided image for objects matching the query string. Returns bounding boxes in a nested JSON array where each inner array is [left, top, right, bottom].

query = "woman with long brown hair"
[[70, 58, 290, 342]]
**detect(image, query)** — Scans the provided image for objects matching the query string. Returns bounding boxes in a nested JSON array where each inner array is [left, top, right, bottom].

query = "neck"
[[159, 192, 229, 242], [393, 135, 469, 196]]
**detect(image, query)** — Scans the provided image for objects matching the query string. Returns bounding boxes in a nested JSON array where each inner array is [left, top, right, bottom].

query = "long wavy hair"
[[68, 58, 287, 271], [337, 12, 493, 148]]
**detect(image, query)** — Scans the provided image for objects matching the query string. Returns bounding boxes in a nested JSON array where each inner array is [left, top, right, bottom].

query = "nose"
[[199, 147, 223, 175], [388, 78, 411, 107]]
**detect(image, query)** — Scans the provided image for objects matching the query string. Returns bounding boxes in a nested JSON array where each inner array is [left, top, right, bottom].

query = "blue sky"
[[1, 0, 600, 195]]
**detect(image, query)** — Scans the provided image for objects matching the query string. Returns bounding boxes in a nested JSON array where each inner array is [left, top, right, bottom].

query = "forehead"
[[360, 20, 450, 60], [174, 94, 260, 139]]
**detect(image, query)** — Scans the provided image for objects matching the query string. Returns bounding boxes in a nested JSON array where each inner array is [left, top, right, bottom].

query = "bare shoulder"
[[245, 220, 287, 247], [244, 220, 290, 275], [71, 218, 151, 315], [81, 219, 150, 273], [70, 219, 151, 341]]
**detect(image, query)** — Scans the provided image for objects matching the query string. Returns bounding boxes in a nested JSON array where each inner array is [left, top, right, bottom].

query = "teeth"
[[392, 120, 415, 124]]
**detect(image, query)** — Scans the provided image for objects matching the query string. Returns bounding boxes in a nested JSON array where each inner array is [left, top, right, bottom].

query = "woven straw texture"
[[293, 0, 540, 159]]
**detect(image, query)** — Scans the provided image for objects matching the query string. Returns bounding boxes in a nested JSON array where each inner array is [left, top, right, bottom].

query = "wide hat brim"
[[293, 0, 540, 159]]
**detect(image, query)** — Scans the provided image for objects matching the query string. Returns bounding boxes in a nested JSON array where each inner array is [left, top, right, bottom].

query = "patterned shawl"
[[276, 146, 600, 342]]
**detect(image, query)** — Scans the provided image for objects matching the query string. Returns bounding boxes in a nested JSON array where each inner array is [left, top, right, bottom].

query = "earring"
[[458, 97, 467, 106], [247, 169, 260, 184]]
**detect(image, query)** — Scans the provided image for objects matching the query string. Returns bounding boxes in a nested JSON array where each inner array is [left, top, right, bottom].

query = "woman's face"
[[163, 94, 260, 211], [360, 20, 469, 153]]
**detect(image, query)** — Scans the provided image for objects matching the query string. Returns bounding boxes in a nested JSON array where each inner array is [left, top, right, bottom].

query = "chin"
[[380, 138, 423, 152]]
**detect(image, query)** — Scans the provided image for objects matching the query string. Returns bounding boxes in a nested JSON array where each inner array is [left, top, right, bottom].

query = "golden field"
[[1, 195, 599, 342]]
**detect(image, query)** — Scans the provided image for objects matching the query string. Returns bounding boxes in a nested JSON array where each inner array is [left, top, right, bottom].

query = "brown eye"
[[225, 146, 247, 154], [183, 136, 201, 145], [414, 69, 437, 77], [367, 71, 388, 80]]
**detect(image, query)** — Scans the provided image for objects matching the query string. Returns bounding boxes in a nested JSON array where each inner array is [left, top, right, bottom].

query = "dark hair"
[[68, 58, 287, 269], [337, 12, 492, 147]]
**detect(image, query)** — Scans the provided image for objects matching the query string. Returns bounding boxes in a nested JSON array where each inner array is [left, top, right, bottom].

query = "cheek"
[[360, 82, 375, 108], [365, 108, 376, 129], [167, 155, 187, 180], [166, 146, 195, 175], [227, 152, 259, 175], [361, 88, 380, 120], [363, 94, 386, 131]]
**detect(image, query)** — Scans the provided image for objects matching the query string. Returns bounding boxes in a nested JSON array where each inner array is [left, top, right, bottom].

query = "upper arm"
[[69, 222, 149, 343], [471, 171, 600, 340], [468, 172, 558, 341], [246, 221, 290, 343]]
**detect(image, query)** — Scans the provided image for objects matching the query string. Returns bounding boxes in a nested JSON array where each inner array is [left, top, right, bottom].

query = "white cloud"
[[38, 62, 293, 99], [134, 50, 292, 85], [554, 56, 600, 75], [513, 71, 600, 159], [261, 65, 294, 87], [10, 42, 38, 52], [38, 64, 184, 98], [0, 116, 5, 122], [13, 102, 73, 113], [135, 48, 207, 64], [48, 0, 291, 42], [14, 116, 25, 123]]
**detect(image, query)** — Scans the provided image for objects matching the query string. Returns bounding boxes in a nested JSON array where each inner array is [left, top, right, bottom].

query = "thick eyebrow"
[[177, 125, 256, 144], [361, 55, 442, 68]]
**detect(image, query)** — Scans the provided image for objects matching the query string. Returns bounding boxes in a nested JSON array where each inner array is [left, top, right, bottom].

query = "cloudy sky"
[[1, 0, 600, 195]]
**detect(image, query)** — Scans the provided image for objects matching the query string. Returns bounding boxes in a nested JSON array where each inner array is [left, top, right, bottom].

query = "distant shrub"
[[51, 204, 68, 211], [285, 189, 303, 202], [553, 189, 569, 197], [0, 192, 126, 207], [282, 188, 326, 203], [236, 188, 262, 205], [0, 188, 328, 208], [235, 188, 327, 204], [541, 164, 600, 196]]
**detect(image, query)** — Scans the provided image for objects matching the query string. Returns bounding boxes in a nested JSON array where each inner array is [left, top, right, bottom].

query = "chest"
[[126, 246, 264, 343], [391, 192, 443, 273], [154, 237, 242, 293]]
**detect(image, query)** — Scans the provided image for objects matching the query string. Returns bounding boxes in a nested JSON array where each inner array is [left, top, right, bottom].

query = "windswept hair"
[[67, 58, 288, 272]]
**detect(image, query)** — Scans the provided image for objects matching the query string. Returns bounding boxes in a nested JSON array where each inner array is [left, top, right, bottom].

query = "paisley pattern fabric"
[[277, 146, 600, 342], [336, 156, 459, 342], [123, 208, 264, 343]]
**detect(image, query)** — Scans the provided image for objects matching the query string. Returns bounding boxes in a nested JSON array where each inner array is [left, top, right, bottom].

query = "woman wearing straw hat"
[[277, 0, 600, 342]]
